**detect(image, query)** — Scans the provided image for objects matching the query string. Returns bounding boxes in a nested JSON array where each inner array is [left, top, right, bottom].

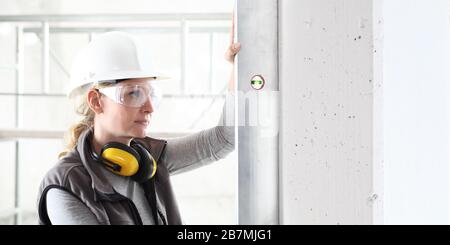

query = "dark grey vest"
[[36, 127, 182, 225]]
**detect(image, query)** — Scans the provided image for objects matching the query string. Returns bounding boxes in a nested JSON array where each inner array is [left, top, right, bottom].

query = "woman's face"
[[96, 78, 155, 139]]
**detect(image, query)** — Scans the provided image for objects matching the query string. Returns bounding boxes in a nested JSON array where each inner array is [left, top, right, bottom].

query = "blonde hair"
[[58, 82, 115, 158]]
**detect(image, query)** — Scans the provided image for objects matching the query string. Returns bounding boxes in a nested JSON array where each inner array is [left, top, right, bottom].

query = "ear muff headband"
[[151, 158, 157, 178], [101, 142, 141, 177]]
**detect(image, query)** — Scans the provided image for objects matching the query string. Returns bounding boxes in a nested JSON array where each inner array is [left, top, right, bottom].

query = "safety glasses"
[[97, 83, 162, 109]]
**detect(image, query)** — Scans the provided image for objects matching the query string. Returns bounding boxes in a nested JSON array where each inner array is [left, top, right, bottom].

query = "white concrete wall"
[[279, 0, 383, 224], [383, 0, 450, 225], [279, 0, 450, 225]]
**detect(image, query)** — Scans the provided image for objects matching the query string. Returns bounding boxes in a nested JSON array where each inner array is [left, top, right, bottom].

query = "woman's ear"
[[87, 89, 103, 114]]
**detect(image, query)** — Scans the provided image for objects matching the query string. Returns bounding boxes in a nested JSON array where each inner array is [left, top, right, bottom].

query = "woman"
[[36, 27, 240, 224]]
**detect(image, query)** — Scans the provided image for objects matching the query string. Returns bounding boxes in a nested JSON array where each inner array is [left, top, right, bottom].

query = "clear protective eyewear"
[[97, 83, 163, 109]]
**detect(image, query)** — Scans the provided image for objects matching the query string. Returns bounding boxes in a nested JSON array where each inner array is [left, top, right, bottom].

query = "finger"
[[230, 7, 235, 45]]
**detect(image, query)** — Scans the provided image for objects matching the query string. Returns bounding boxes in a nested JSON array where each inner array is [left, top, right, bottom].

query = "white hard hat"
[[68, 31, 169, 98]]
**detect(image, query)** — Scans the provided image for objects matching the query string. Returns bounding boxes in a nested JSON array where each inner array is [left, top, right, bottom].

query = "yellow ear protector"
[[93, 141, 157, 183]]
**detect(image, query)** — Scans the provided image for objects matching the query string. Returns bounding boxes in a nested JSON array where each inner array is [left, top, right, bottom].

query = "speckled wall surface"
[[279, 0, 383, 224]]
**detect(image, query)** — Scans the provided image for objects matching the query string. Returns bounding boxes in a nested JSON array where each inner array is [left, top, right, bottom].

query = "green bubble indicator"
[[251, 75, 265, 90]]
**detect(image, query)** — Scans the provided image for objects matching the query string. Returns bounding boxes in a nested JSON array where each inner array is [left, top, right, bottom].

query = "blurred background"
[[0, 0, 236, 225]]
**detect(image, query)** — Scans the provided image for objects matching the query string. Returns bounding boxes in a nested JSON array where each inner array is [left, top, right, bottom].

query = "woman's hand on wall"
[[226, 10, 240, 91], [225, 9, 240, 64]]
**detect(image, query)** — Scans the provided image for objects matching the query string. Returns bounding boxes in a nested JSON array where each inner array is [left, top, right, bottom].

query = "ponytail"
[[58, 93, 95, 158]]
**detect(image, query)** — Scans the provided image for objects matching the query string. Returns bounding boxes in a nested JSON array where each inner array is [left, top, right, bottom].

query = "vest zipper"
[[126, 199, 143, 225]]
